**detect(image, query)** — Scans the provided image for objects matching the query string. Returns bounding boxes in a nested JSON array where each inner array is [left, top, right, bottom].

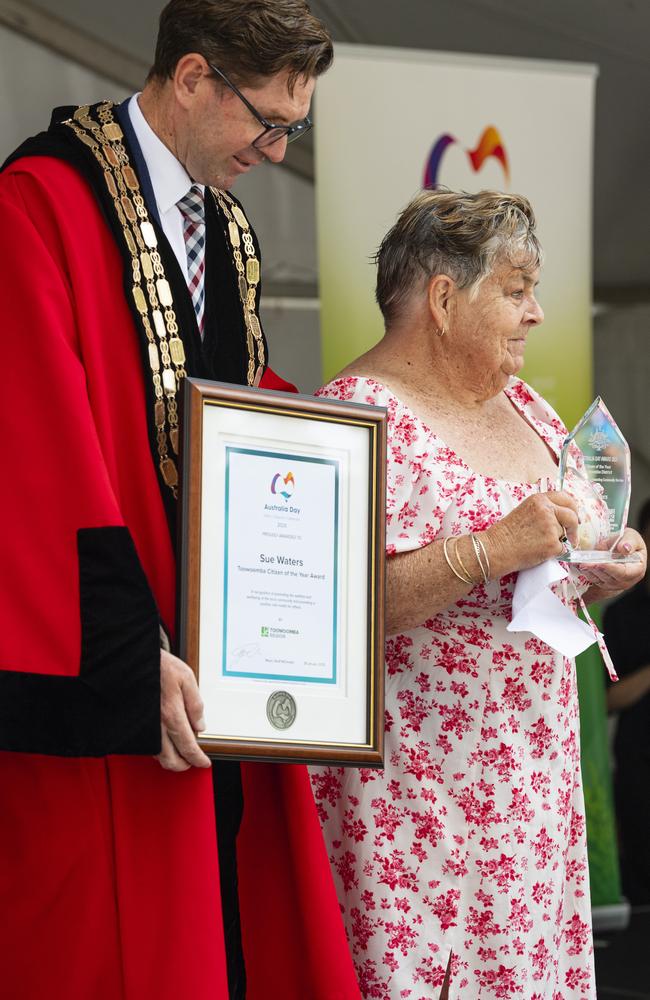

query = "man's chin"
[[193, 163, 238, 191], [202, 174, 235, 193]]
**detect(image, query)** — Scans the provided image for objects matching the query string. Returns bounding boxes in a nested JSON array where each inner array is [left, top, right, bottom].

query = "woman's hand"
[[577, 527, 646, 600], [483, 490, 580, 576]]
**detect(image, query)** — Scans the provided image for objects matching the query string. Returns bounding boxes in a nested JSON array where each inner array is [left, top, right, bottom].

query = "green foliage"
[[576, 614, 622, 906], [581, 756, 621, 905]]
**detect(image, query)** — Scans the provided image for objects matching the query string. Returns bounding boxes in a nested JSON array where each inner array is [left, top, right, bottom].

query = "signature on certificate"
[[230, 642, 262, 665]]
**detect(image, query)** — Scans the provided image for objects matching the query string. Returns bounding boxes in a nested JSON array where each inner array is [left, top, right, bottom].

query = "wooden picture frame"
[[178, 378, 386, 766]]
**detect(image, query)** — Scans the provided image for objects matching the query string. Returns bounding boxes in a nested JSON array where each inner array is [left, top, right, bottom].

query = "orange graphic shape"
[[467, 126, 510, 182]]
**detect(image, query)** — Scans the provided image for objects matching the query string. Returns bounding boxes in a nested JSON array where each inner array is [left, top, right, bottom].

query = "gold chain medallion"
[[210, 187, 265, 386], [63, 102, 265, 493]]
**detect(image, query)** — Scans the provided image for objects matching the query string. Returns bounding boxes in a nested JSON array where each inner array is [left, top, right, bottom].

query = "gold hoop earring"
[[437, 326, 446, 338]]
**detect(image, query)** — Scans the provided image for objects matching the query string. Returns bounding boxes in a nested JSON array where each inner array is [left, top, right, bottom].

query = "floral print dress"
[[311, 376, 596, 1000]]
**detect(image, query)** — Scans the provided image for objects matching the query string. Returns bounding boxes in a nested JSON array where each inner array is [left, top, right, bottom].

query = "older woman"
[[310, 190, 646, 1000]]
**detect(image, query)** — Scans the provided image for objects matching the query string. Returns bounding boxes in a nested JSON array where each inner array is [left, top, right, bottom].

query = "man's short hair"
[[148, 0, 333, 92]]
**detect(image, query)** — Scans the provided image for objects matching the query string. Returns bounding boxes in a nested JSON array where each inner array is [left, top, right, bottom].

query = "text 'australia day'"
[[265, 503, 301, 515]]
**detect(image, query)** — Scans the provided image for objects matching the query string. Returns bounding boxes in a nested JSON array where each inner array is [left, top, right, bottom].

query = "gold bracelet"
[[453, 537, 476, 584], [471, 533, 490, 582], [443, 536, 472, 585]]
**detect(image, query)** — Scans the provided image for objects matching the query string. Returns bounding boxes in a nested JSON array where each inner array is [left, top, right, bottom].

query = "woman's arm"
[[386, 490, 580, 634], [387, 537, 485, 633]]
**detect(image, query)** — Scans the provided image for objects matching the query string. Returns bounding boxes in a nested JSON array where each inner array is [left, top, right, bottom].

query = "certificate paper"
[[178, 380, 386, 766], [223, 448, 339, 684]]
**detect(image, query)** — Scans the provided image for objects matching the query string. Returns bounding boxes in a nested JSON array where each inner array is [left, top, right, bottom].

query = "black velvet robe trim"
[[0, 528, 161, 756]]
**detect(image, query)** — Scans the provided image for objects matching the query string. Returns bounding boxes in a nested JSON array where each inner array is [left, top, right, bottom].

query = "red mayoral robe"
[[0, 153, 360, 999]]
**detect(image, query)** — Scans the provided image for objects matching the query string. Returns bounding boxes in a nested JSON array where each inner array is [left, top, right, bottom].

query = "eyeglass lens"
[[253, 123, 311, 149]]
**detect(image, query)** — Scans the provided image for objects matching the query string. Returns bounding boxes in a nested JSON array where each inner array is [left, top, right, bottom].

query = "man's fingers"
[[181, 674, 206, 733], [159, 649, 211, 769], [164, 708, 212, 769], [156, 727, 191, 772], [167, 730, 212, 768], [155, 719, 212, 771], [162, 693, 211, 767]]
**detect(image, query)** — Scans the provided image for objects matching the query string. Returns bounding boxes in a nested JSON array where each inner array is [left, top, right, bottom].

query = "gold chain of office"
[[63, 100, 265, 496]]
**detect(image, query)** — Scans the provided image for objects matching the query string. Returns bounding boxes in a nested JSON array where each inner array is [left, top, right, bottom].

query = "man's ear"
[[173, 53, 209, 109]]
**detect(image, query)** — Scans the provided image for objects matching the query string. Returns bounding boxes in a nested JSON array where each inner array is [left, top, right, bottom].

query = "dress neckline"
[[325, 374, 561, 488]]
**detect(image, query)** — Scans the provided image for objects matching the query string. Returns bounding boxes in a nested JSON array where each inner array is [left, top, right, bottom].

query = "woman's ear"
[[426, 274, 455, 336]]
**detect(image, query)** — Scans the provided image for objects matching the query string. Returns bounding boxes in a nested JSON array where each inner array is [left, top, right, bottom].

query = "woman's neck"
[[345, 323, 508, 411]]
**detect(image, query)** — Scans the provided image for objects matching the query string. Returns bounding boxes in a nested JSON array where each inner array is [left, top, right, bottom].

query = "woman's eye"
[[511, 289, 524, 299]]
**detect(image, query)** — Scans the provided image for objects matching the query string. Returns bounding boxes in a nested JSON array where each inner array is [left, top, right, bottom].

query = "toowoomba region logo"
[[270, 471, 295, 501], [423, 125, 510, 189]]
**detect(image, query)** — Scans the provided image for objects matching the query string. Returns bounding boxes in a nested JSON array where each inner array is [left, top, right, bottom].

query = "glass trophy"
[[558, 396, 636, 563]]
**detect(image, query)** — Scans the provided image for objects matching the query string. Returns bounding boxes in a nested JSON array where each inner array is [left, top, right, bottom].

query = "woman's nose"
[[528, 298, 544, 325]]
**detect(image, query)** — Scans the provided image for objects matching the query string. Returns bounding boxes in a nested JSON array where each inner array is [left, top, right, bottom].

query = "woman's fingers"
[[579, 561, 643, 590], [575, 528, 647, 593], [548, 490, 579, 515], [613, 527, 646, 558], [546, 491, 580, 547]]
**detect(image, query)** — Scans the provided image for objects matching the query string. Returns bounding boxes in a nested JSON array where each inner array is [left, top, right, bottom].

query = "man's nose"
[[262, 135, 289, 164]]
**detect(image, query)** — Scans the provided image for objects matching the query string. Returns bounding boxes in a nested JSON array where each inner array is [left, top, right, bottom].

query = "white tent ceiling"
[[3, 0, 649, 296]]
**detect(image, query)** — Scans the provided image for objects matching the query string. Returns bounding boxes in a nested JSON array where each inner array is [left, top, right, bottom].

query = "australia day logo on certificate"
[[222, 446, 340, 685], [270, 470, 295, 501]]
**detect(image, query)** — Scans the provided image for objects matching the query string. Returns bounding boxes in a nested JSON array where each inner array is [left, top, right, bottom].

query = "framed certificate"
[[178, 379, 386, 766]]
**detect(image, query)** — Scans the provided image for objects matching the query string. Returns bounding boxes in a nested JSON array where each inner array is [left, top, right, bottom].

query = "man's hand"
[[155, 649, 212, 771]]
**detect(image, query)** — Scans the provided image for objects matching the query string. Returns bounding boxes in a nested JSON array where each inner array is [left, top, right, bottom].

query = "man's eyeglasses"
[[209, 63, 312, 149]]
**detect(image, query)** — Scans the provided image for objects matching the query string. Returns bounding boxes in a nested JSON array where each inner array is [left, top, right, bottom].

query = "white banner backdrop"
[[315, 44, 597, 430]]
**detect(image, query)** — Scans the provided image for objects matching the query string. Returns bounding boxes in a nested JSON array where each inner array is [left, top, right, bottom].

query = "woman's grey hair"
[[375, 189, 543, 324]]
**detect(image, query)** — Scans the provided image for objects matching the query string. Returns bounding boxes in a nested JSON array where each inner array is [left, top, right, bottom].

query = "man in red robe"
[[0, 2, 359, 997]]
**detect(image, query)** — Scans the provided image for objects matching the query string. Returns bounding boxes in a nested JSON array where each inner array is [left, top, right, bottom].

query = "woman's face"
[[450, 256, 544, 388]]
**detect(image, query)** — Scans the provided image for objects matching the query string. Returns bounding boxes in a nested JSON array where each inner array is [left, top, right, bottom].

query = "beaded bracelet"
[[471, 533, 490, 583]]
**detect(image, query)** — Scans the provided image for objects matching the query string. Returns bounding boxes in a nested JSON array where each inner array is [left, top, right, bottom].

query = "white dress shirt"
[[127, 93, 205, 283]]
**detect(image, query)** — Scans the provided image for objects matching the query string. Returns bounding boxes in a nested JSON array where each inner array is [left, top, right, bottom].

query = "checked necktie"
[[177, 184, 206, 336]]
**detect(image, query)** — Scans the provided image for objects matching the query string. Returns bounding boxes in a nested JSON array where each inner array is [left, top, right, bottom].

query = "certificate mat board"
[[178, 379, 386, 765]]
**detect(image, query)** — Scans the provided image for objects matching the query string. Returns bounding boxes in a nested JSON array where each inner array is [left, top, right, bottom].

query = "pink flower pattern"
[[311, 377, 596, 998]]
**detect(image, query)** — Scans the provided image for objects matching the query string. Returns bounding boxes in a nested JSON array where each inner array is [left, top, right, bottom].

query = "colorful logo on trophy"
[[423, 125, 510, 189], [271, 471, 295, 500]]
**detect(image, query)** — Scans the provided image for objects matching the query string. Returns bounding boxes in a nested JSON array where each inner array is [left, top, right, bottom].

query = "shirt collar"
[[127, 93, 204, 215]]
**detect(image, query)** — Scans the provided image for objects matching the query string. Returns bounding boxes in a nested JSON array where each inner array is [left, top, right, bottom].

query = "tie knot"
[[177, 184, 205, 225]]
